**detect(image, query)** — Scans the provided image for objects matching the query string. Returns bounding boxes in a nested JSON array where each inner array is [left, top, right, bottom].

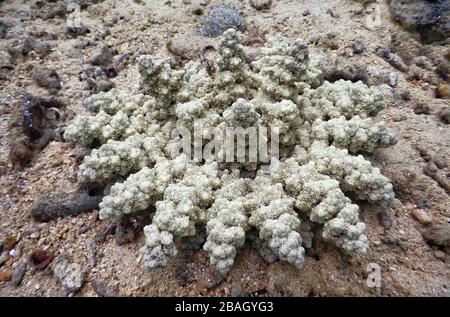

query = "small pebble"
[[90, 46, 117, 66], [414, 102, 431, 115], [411, 209, 432, 226], [388, 72, 398, 87], [197, 5, 244, 37], [30, 66, 62, 92], [352, 38, 364, 54], [0, 252, 9, 266], [10, 263, 27, 286], [0, 269, 13, 282], [250, 0, 272, 11], [326, 8, 340, 18], [436, 83, 449, 99], [438, 107, 450, 124], [433, 250, 446, 260]]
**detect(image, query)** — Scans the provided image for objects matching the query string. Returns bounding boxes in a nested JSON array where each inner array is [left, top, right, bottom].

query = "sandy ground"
[[0, 0, 449, 296]]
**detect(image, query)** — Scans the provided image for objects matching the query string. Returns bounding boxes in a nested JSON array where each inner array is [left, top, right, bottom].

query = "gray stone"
[[31, 67, 62, 92], [423, 224, 450, 247], [376, 48, 408, 72], [90, 46, 117, 66], [10, 263, 27, 286], [389, 0, 450, 44], [0, 21, 8, 39], [388, 72, 398, 87], [438, 107, 450, 124], [411, 209, 432, 225], [197, 5, 245, 37], [53, 256, 85, 294]]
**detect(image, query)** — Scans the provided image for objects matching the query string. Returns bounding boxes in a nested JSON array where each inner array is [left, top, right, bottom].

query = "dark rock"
[[436, 61, 450, 81], [400, 90, 412, 100], [326, 8, 340, 18], [7, 37, 51, 60], [432, 154, 448, 169], [377, 209, 392, 230], [376, 48, 408, 72], [268, 277, 295, 296], [31, 67, 62, 92], [423, 162, 450, 194], [115, 51, 134, 71], [79, 65, 115, 94], [27, 30, 59, 40], [31, 190, 102, 222], [205, 271, 226, 289], [90, 46, 117, 66], [414, 102, 431, 115], [422, 223, 450, 247], [180, 226, 206, 251], [438, 107, 450, 124], [415, 55, 433, 69], [115, 216, 136, 245], [390, 33, 422, 65], [250, 0, 272, 11], [73, 144, 91, 163], [175, 261, 196, 286], [65, 25, 90, 38], [30, 249, 53, 270], [192, 7, 204, 15], [31, 0, 67, 20], [10, 263, 27, 286], [8, 94, 63, 168], [73, 37, 98, 50], [93, 29, 111, 41], [197, 5, 245, 37], [93, 222, 116, 244], [352, 37, 365, 54], [324, 57, 367, 83], [0, 21, 8, 39], [94, 78, 115, 92], [389, 0, 450, 44], [8, 140, 33, 168], [0, 51, 14, 81]]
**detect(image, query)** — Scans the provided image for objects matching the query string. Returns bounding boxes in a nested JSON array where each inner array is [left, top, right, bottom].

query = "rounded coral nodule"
[[65, 28, 396, 274]]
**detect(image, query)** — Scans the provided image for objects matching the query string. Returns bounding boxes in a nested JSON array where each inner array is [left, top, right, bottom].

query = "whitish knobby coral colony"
[[64, 29, 397, 274]]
